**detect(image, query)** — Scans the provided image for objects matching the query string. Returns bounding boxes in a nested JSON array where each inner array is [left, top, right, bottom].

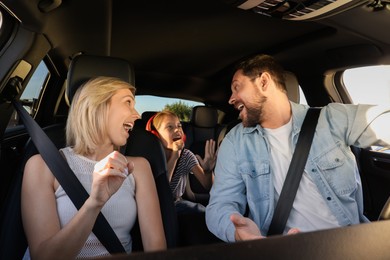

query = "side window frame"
[[324, 71, 350, 104], [6, 60, 50, 129]]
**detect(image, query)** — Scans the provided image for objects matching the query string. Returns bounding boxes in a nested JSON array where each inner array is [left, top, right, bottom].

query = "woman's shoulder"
[[126, 156, 152, 175], [127, 155, 149, 165], [25, 153, 49, 172], [24, 154, 56, 187], [126, 156, 155, 187]]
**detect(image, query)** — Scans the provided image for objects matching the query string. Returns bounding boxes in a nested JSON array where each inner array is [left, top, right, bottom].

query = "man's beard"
[[242, 95, 267, 127]]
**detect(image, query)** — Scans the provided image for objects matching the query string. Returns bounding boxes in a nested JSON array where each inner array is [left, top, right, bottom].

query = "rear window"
[[135, 95, 204, 122]]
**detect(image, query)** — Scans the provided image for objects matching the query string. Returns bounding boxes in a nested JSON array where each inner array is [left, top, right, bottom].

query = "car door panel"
[[358, 147, 390, 220]]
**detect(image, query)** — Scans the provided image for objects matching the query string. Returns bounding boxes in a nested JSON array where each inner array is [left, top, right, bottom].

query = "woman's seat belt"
[[9, 77, 126, 254]]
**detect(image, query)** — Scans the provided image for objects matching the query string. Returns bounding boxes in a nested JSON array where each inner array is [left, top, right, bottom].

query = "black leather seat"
[[185, 105, 221, 158], [124, 125, 178, 251], [66, 55, 178, 250], [183, 105, 221, 205], [0, 55, 177, 259]]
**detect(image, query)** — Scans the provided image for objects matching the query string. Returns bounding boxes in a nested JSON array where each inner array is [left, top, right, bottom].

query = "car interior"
[[1, 0, 390, 258]]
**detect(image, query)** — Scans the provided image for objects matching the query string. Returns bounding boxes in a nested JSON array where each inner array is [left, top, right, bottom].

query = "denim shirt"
[[206, 102, 390, 242]]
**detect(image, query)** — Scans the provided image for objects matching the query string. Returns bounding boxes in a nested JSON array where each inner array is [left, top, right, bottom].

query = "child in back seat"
[[146, 110, 216, 214]]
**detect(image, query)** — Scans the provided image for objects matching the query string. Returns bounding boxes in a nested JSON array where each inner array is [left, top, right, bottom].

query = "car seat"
[[66, 54, 178, 250], [0, 54, 177, 259], [183, 105, 222, 205]]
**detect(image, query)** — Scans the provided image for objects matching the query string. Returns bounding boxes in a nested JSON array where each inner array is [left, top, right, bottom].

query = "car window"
[[7, 60, 50, 127], [342, 65, 390, 153], [342, 65, 390, 105], [135, 95, 204, 122]]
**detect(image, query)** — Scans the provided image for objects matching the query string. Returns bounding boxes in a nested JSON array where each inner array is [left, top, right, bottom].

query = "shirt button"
[[327, 197, 332, 201], [335, 158, 340, 162], [311, 169, 316, 172]]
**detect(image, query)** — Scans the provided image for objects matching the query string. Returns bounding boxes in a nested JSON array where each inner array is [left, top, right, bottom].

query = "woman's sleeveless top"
[[56, 147, 137, 257]]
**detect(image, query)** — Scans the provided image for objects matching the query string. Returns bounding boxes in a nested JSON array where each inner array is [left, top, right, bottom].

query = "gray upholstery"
[[190, 106, 219, 128], [285, 71, 300, 103]]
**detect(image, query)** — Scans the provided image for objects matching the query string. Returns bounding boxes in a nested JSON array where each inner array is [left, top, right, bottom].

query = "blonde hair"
[[66, 76, 136, 155], [152, 110, 179, 131]]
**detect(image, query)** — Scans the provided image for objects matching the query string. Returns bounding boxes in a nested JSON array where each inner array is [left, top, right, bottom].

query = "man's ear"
[[257, 72, 271, 90]]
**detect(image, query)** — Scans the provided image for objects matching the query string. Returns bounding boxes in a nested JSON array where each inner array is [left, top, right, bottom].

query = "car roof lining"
[[2, 0, 390, 110]]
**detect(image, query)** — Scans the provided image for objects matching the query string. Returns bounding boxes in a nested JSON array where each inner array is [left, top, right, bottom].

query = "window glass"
[[343, 65, 390, 105], [135, 95, 204, 121], [20, 60, 50, 114], [343, 65, 390, 153], [7, 60, 50, 127]]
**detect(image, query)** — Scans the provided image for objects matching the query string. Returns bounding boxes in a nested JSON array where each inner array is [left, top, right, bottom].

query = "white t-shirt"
[[264, 118, 339, 233]]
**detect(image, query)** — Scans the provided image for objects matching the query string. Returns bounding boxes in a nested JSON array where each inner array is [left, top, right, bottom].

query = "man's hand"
[[230, 213, 264, 241]]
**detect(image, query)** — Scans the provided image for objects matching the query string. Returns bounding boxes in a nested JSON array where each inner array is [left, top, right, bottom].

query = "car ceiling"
[[2, 0, 390, 111]]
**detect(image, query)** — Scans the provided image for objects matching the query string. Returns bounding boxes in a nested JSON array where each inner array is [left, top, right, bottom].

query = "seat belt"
[[267, 107, 321, 236], [9, 79, 126, 254]]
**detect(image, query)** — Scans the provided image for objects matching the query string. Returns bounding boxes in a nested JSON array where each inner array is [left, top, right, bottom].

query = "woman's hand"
[[90, 151, 134, 207], [196, 139, 217, 173]]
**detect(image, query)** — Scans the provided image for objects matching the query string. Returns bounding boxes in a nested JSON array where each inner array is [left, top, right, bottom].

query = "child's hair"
[[146, 110, 186, 141]]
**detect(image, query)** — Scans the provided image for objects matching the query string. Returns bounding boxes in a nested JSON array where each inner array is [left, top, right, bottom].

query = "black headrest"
[[190, 106, 218, 128], [66, 55, 135, 104], [141, 111, 158, 123]]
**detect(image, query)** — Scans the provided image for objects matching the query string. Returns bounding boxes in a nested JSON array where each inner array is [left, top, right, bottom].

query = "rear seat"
[[184, 105, 222, 157], [139, 109, 222, 247], [137, 110, 158, 129], [183, 105, 222, 205]]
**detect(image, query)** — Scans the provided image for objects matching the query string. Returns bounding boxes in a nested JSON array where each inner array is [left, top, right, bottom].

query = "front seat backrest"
[[66, 54, 135, 104], [67, 54, 177, 249]]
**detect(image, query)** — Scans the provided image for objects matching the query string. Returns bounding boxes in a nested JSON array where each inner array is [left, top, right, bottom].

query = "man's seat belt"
[[9, 78, 126, 254], [267, 107, 321, 236]]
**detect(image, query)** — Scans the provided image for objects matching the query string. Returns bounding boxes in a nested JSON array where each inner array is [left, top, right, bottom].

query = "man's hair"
[[66, 76, 136, 155], [236, 54, 287, 92]]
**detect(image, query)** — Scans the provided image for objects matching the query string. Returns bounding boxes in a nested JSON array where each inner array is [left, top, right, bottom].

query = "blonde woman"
[[22, 77, 166, 259]]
